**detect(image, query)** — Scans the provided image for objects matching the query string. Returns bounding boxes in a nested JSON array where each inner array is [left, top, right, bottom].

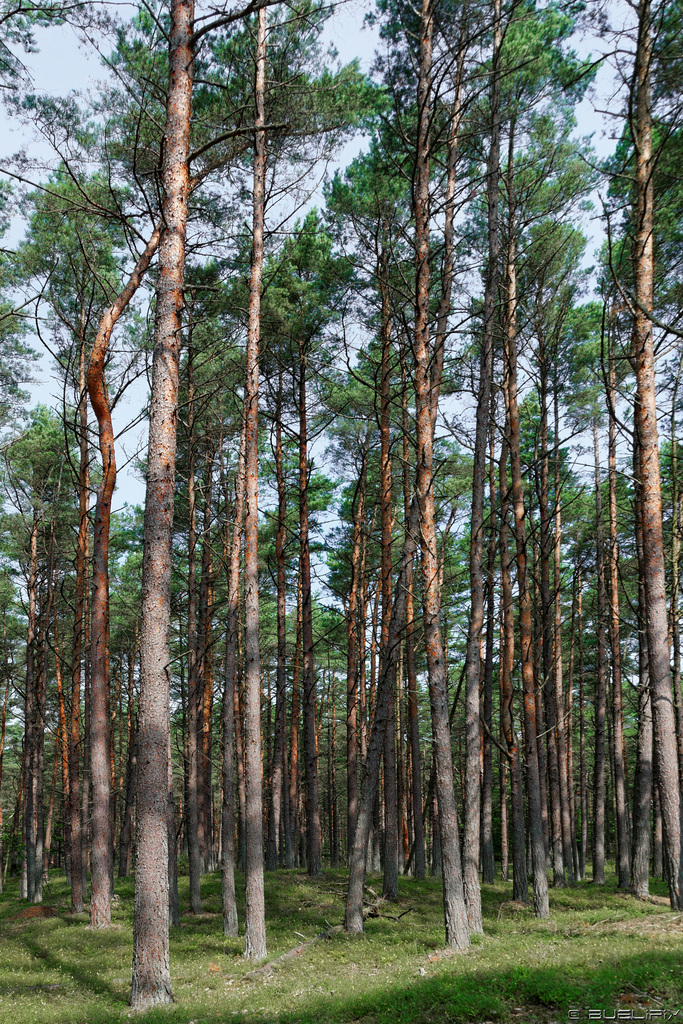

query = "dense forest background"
[[0, 0, 682, 1010]]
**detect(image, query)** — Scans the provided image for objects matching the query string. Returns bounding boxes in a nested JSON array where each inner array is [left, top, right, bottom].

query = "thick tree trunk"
[[89, 217, 160, 931], [131, 0, 193, 1004], [631, 0, 683, 910], [243, 5, 267, 959]]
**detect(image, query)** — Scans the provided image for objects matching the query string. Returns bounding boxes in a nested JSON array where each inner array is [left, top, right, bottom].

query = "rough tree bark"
[[606, 333, 630, 888], [131, 0, 194, 1003], [630, 0, 683, 910], [243, 3, 268, 959], [222, 413, 246, 937], [504, 145, 549, 918], [413, 0, 470, 950], [89, 220, 161, 930]]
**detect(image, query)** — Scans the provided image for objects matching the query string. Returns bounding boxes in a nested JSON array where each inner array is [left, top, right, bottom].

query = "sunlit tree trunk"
[[131, 0, 193, 1003], [243, 4, 268, 958], [630, 0, 683, 909], [413, 0, 469, 950], [89, 218, 160, 931], [222, 413, 245, 936]]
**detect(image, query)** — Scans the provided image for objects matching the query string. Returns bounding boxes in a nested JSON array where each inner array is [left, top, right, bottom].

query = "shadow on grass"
[[16, 930, 128, 1004], [134, 946, 683, 1024]]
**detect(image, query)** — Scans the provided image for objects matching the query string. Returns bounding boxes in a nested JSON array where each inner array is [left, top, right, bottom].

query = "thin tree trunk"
[[462, 0, 496, 929], [222, 413, 246, 936], [606, 336, 630, 888], [299, 348, 322, 877], [577, 563, 588, 881], [346, 446, 367, 856], [24, 514, 38, 903], [266, 378, 288, 873], [401, 344, 425, 880], [378, 233, 398, 901], [345, 501, 421, 932], [481, 425, 496, 885], [553, 384, 573, 884], [538, 336, 564, 888], [499, 436, 527, 903], [186, 339, 202, 913], [632, 439, 652, 897], [592, 417, 607, 886], [504, 146, 549, 918], [68, 314, 89, 916], [413, 0, 470, 950]]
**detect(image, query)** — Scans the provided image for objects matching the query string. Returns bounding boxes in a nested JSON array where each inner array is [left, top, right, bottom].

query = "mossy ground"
[[0, 867, 681, 1024]]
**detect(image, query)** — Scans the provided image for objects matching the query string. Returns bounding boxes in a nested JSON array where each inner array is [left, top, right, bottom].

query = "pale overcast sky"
[[0, 1, 617, 512]]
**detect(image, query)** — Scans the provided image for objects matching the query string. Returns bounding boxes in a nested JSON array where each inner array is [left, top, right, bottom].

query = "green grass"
[[0, 867, 681, 1024]]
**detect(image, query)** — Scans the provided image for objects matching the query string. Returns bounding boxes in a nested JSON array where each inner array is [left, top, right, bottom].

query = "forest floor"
[[0, 867, 681, 1024]]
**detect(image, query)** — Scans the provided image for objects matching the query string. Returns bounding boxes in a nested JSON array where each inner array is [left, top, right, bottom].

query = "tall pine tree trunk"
[[131, 0, 193, 1003], [243, 5, 267, 957], [413, 0, 469, 950], [630, 0, 683, 910], [504, 151, 548, 918]]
